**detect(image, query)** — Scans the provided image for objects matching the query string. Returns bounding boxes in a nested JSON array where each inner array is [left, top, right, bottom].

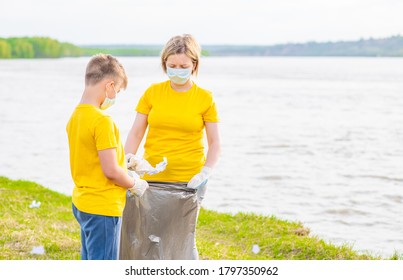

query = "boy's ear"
[[103, 79, 114, 89]]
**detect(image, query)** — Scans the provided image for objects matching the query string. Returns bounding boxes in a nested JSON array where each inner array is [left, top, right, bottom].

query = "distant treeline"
[[83, 35, 403, 57], [0, 37, 83, 58], [1, 35, 403, 58], [81, 44, 212, 57], [82, 45, 162, 57], [203, 35, 403, 57]]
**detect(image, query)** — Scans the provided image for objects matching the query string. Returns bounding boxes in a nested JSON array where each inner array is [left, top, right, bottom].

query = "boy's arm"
[[98, 148, 135, 189]]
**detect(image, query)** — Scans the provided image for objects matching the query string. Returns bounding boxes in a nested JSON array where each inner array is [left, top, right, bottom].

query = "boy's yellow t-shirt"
[[66, 104, 127, 216], [136, 80, 219, 182]]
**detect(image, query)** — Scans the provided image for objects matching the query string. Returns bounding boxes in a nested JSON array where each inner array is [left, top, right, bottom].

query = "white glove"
[[125, 153, 152, 175], [125, 153, 167, 176], [187, 166, 212, 190], [150, 157, 168, 175], [128, 175, 149, 197]]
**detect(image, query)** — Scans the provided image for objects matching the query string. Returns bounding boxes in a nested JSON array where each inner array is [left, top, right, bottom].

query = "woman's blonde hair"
[[160, 34, 201, 75], [85, 54, 128, 89]]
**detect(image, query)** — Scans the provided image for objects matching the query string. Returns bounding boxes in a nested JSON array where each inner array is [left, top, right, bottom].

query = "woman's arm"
[[124, 113, 148, 154], [204, 122, 221, 168]]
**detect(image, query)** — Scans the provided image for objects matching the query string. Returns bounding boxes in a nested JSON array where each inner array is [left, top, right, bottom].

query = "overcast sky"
[[1, 0, 402, 45]]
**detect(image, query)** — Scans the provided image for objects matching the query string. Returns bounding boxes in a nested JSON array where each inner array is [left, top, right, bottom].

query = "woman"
[[121, 34, 221, 259]]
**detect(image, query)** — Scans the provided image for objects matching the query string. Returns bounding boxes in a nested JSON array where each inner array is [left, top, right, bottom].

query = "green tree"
[[60, 42, 83, 57], [9, 38, 35, 58], [28, 37, 61, 58], [0, 39, 12, 58]]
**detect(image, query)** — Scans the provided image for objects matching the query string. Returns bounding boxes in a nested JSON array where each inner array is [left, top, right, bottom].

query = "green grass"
[[0, 176, 392, 260], [0, 176, 80, 259]]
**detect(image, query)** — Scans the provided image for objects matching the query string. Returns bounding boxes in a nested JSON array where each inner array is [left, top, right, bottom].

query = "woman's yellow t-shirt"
[[136, 80, 219, 182], [66, 104, 127, 216]]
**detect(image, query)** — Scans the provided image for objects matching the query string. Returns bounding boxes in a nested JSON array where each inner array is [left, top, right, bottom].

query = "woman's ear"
[[192, 62, 198, 74]]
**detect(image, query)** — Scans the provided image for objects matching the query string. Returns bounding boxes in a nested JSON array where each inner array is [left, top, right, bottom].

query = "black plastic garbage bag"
[[119, 181, 200, 260]]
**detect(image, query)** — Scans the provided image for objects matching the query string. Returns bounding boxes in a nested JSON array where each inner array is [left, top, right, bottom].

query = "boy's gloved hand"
[[187, 166, 212, 190], [128, 177, 149, 197]]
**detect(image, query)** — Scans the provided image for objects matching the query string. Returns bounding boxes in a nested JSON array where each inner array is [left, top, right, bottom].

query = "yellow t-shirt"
[[66, 104, 127, 216], [136, 80, 219, 182]]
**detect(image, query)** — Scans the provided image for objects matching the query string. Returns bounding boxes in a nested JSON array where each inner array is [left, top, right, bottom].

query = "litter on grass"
[[30, 246, 45, 255], [252, 244, 260, 254], [29, 200, 41, 208]]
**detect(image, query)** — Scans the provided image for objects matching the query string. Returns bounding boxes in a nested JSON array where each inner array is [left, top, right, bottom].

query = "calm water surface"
[[0, 56, 402, 258]]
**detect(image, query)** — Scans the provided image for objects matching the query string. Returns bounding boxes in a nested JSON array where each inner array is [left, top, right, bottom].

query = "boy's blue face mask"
[[166, 67, 192, 85], [100, 85, 118, 110]]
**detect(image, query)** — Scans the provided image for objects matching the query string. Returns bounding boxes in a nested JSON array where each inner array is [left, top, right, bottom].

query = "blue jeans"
[[72, 203, 121, 260]]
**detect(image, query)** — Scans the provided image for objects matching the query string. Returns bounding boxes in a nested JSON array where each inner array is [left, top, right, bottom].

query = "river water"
[[0, 56, 402, 258]]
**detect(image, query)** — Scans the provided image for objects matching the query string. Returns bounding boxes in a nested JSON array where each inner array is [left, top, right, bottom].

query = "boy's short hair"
[[161, 34, 201, 76], [85, 54, 128, 89]]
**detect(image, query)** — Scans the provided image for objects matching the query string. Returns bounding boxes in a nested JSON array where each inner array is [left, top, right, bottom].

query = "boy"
[[66, 54, 148, 260]]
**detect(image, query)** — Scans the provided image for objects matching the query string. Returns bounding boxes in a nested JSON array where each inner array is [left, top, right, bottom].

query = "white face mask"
[[100, 85, 117, 110], [166, 67, 192, 85]]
